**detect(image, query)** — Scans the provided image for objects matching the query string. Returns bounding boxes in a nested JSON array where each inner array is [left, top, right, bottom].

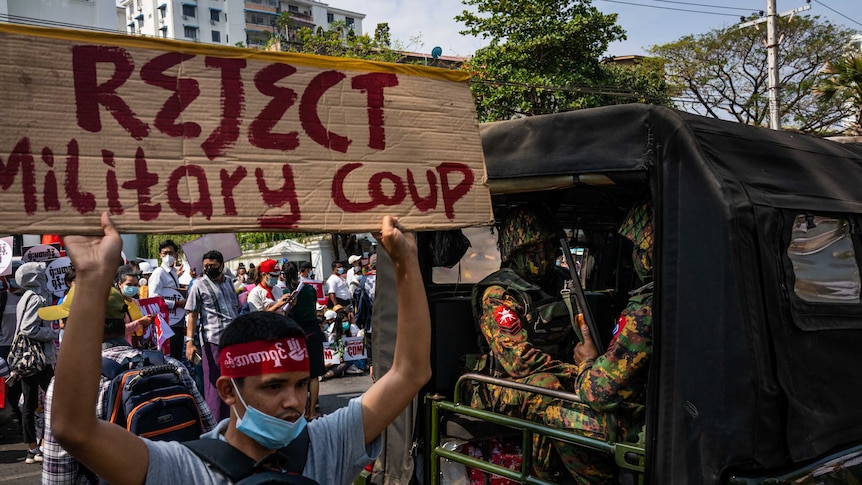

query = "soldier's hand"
[[573, 324, 599, 364]]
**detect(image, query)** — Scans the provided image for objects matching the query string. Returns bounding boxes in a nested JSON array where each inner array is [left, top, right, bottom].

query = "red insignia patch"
[[610, 314, 627, 345], [494, 305, 521, 335]]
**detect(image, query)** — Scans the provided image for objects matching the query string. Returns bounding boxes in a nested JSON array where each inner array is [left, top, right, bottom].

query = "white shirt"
[[148, 264, 185, 326], [346, 266, 362, 294], [247, 284, 284, 312], [326, 274, 351, 301]]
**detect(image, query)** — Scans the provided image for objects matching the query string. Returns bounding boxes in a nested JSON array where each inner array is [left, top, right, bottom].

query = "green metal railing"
[[428, 373, 644, 485]]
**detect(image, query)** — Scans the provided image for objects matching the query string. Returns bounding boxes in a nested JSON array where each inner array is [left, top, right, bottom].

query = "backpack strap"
[[101, 357, 124, 380], [183, 427, 311, 481], [140, 349, 166, 366], [183, 439, 257, 482]]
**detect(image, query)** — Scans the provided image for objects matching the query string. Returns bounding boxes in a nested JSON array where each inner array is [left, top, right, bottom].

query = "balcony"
[[289, 11, 313, 24]]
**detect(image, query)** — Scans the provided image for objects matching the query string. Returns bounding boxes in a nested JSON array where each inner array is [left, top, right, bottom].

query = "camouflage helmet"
[[619, 200, 654, 278], [618, 200, 654, 252], [498, 204, 564, 264]]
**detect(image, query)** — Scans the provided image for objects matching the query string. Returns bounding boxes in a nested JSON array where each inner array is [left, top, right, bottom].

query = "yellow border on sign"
[[0, 22, 471, 83]]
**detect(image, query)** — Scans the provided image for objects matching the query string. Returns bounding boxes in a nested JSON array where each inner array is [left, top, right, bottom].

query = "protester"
[[326, 261, 351, 308], [14, 262, 59, 464], [114, 264, 155, 349], [50, 212, 430, 484], [246, 259, 292, 313], [148, 241, 186, 359], [346, 254, 363, 296], [285, 261, 326, 420], [184, 250, 239, 422], [40, 285, 215, 484]]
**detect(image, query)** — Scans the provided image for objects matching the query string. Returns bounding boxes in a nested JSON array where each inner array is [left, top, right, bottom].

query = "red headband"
[[219, 338, 309, 378]]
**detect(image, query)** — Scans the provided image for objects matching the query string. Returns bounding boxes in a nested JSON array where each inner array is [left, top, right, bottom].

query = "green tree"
[[137, 232, 304, 259], [457, 0, 669, 121], [815, 51, 862, 134], [650, 15, 857, 134], [279, 21, 399, 63], [374, 22, 392, 47]]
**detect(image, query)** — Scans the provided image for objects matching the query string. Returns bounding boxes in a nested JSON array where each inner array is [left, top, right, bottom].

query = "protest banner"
[[0, 237, 12, 276], [137, 296, 173, 351], [46, 257, 73, 298], [182, 233, 242, 273], [0, 24, 492, 235], [342, 336, 366, 361], [322, 343, 341, 366], [22, 244, 62, 263]]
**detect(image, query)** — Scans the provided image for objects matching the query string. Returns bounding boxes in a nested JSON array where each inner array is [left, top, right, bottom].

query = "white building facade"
[[0, 0, 119, 32], [119, 0, 364, 48]]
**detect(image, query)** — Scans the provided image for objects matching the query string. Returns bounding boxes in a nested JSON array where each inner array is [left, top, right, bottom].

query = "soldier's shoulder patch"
[[494, 304, 522, 335]]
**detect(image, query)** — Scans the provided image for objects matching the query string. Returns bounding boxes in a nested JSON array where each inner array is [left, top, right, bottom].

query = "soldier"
[[472, 201, 654, 484]]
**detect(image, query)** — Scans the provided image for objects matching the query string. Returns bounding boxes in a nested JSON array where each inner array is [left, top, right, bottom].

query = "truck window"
[[431, 227, 501, 284], [786, 214, 860, 304]]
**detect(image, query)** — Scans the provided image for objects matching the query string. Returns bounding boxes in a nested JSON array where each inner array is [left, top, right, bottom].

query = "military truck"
[[367, 104, 862, 485]]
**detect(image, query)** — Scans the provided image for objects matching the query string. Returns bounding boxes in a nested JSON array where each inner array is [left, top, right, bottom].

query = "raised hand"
[[63, 212, 124, 282]]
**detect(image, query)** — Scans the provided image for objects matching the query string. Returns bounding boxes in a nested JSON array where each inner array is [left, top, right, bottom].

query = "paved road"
[[0, 373, 372, 484]]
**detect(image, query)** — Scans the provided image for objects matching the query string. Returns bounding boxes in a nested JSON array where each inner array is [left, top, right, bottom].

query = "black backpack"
[[101, 350, 204, 442], [184, 427, 319, 484], [352, 276, 374, 331]]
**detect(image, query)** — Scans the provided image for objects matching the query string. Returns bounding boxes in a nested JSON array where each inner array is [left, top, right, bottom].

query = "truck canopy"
[[479, 104, 862, 482], [371, 104, 862, 484]]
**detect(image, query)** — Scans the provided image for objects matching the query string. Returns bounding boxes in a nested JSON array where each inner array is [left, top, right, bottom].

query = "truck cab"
[[367, 104, 862, 485]]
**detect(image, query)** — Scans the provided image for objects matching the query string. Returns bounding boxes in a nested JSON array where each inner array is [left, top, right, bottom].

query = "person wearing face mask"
[[148, 240, 187, 360], [471, 202, 655, 484], [39, 284, 215, 485], [247, 259, 293, 313], [114, 264, 155, 349], [50, 212, 431, 485], [13, 261, 60, 464], [184, 249, 240, 422], [325, 261, 351, 309]]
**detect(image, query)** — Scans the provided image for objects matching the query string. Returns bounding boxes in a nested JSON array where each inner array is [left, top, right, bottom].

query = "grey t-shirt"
[[144, 396, 381, 485]]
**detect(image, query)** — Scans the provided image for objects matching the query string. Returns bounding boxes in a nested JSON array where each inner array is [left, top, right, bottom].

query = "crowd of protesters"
[[0, 236, 379, 472]]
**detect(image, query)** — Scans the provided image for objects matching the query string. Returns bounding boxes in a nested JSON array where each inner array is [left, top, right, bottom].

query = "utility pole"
[[739, 0, 811, 130], [766, 0, 781, 130]]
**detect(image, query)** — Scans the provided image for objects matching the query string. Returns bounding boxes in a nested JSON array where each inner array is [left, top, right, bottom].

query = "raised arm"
[[51, 213, 149, 485], [360, 216, 431, 444]]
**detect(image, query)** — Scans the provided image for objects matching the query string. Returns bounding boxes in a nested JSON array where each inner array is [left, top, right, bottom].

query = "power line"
[[813, 0, 862, 28], [597, 0, 744, 17], [651, 0, 753, 12]]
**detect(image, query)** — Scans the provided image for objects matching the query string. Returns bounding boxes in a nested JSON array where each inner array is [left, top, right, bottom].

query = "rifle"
[[559, 238, 605, 355]]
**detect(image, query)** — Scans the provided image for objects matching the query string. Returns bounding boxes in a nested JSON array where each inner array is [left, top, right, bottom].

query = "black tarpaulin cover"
[[477, 104, 862, 483]]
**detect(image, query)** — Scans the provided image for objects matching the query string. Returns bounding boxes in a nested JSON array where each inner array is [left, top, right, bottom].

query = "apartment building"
[[0, 0, 119, 32], [243, 0, 364, 48], [119, 0, 363, 48]]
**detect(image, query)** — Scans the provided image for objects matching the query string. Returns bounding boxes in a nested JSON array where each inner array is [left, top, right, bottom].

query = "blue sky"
[[345, 0, 861, 58]]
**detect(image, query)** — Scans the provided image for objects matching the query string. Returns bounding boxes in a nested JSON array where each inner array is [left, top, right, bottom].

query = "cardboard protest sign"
[[182, 233, 242, 273], [342, 336, 366, 361], [303, 280, 327, 306], [322, 343, 341, 366], [0, 24, 492, 235], [46, 257, 73, 298]]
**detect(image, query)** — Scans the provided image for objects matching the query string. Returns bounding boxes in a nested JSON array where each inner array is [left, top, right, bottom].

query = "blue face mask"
[[122, 285, 139, 298], [337, 267, 345, 275], [231, 379, 307, 450]]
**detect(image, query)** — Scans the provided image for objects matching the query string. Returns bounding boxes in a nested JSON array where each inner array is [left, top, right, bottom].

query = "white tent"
[[260, 239, 312, 262]]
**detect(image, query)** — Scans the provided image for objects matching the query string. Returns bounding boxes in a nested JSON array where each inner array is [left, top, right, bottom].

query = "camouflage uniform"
[[471, 202, 654, 485]]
